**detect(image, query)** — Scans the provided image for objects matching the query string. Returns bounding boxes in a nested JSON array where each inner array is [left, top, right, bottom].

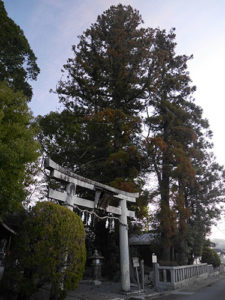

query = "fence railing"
[[155, 263, 210, 290]]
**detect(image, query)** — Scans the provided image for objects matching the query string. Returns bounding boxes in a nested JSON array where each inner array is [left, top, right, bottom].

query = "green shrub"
[[201, 247, 220, 268], [4, 201, 86, 299]]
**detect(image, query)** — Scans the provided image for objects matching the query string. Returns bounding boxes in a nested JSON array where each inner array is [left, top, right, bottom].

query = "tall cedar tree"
[[0, 0, 40, 100], [38, 5, 154, 278], [40, 5, 154, 194], [183, 149, 225, 263], [144, 29, 225, 262], [39, 5, 225, 264]]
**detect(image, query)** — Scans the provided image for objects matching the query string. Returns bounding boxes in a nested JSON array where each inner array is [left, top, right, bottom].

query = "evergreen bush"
[[201, 247, 220, 268], [3, 202, 86, 300]]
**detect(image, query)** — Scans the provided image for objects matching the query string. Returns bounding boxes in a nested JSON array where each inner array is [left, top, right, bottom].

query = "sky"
[[3, 0, 225, 240]]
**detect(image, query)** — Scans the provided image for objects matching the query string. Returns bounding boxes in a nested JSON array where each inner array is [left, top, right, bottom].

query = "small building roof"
[[129, 233, 157, 246]]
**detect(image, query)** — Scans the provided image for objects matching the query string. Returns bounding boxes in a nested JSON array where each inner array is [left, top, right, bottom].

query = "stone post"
[[66, 183, 76, 211], [141, 259, 145, 290], [171, 267, 175, 288], [163, 269, 167, 282], [154, 263, 160, 291], [119, 199, 130, 292]]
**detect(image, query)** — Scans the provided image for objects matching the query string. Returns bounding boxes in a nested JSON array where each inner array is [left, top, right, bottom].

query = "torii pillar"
[[119, 198, 130, 292]]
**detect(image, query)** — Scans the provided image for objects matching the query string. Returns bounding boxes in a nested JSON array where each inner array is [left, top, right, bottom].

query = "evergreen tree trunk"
[[160, 156, 171, 261], [178, 240, 188, 265]]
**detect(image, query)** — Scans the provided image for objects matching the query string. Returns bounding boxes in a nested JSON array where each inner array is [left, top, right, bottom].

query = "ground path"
[[21, 274, 225, 300]]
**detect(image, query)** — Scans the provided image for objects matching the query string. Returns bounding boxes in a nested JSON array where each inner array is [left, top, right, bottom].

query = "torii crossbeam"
[[45, 158, 138, 292]]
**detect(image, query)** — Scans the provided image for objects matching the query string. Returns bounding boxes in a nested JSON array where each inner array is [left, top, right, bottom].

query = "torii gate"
[[44, 158, 138, 292]]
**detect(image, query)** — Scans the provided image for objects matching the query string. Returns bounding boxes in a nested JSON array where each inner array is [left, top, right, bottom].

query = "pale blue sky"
[[4, 0, 225, 238]]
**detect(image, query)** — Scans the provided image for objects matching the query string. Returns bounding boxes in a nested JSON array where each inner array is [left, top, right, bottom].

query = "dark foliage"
[[0, 0, 40, 100]]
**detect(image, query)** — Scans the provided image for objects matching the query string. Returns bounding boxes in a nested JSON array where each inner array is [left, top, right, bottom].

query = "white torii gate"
[[45, 158, 138, 292]]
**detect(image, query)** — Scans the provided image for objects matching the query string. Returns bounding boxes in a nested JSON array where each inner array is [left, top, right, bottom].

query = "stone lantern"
[[89, 249, 104, 281]]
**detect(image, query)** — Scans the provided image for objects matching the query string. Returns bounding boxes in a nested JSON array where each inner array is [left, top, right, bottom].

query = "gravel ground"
[[30, 280, 155, 300], [3, 275, 224, 300]]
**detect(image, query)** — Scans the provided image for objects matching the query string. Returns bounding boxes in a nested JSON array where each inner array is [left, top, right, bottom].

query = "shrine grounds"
[[29, 280, 156, 300], [25, 273, 225, 300]]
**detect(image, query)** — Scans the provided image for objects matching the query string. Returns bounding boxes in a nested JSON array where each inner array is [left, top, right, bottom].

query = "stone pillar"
[[60, 182, 76, 291], [119, 199, 130, 292], [66, 183, 76, 211], [154, 263, 160, 291], [141, 259, 145, 290], [171, 268, 175, 288], [163, 269, 167, 282]]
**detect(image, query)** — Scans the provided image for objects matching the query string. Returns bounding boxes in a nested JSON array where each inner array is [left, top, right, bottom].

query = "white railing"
[[155, 263, 210, 290]]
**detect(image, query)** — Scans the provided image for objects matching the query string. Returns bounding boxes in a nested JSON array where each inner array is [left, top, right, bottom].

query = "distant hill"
[[211, 238, 225, 249]]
